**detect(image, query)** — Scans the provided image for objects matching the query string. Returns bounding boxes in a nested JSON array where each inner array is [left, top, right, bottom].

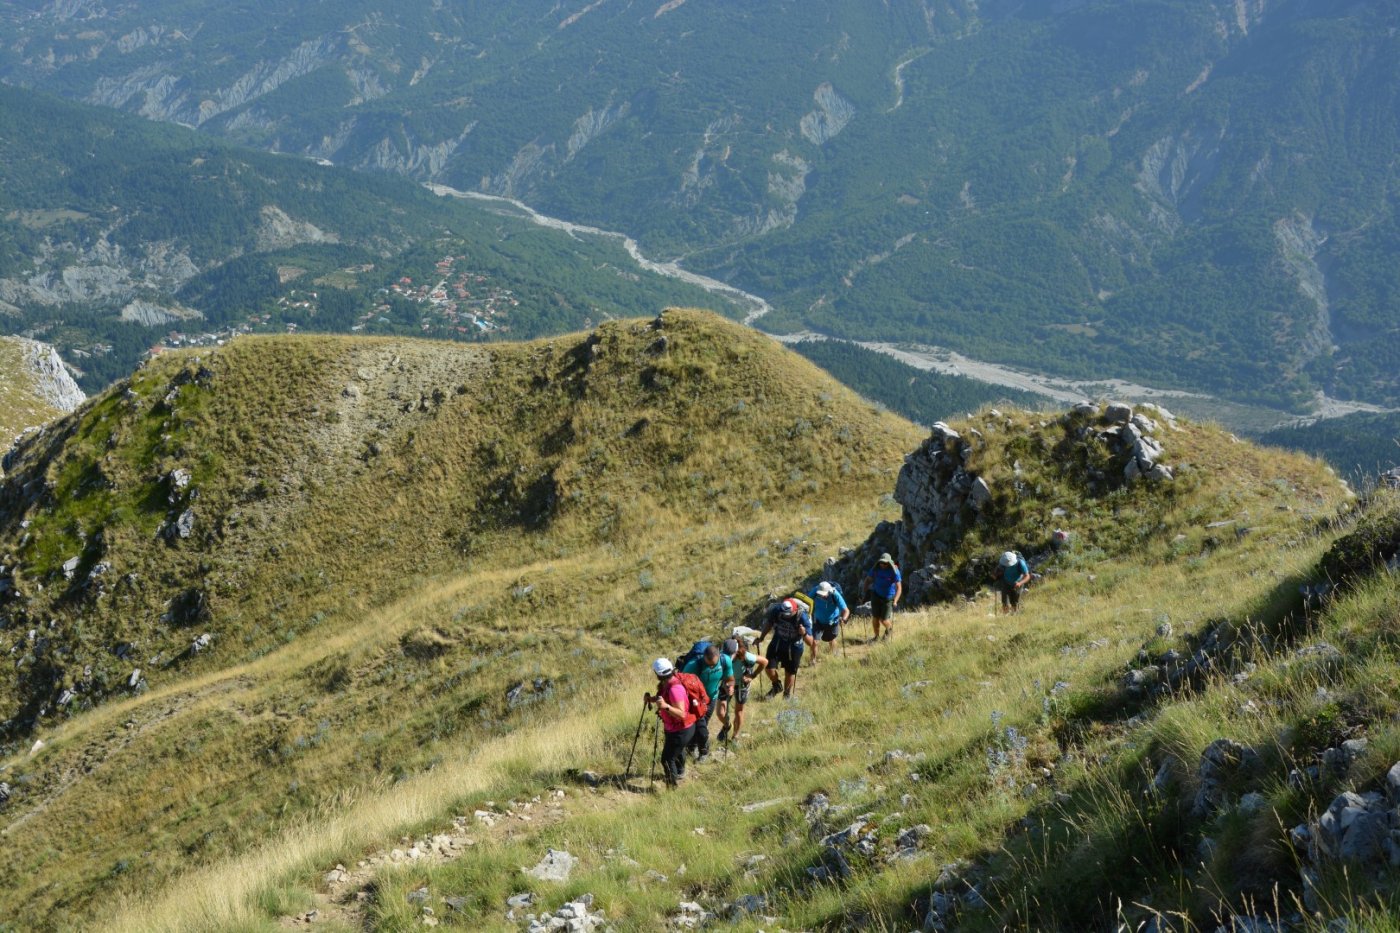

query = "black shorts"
[[871, 594, 893, 621], [999, 579, 1021, 607], [733, 678, 750, 706], [813, 623, 839, 642], [766, 636, 804, 675]]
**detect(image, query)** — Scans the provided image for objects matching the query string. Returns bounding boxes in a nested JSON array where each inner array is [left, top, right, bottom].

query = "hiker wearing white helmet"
[[754, 597, 811, 699], [997, 550, 1032, 614], [806, 580, 849, 662], [644, 658, 697, 786], [862, 553, 902, 642]]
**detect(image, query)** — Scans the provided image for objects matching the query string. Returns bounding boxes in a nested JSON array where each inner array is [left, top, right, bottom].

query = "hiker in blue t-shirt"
[[997, 550, 1032, 614], [862, 553, 902, 642], [806, 580, 848, 662]]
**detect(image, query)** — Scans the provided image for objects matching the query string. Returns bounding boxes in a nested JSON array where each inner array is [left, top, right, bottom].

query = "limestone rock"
[[523, 847, 577, 882], [1105, 402, 1133, 424]]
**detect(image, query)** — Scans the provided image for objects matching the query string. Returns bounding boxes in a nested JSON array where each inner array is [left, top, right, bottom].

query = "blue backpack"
[[675, 639, 712, 672]]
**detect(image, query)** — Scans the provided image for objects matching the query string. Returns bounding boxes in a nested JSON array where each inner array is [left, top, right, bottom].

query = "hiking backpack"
[[673, 671, 710, 720], [788, 591, 815, 614], [674, 639, 712, 672]]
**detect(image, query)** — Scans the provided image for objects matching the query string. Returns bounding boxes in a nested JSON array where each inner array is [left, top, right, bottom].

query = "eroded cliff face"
[[0, 336, 85, 456]]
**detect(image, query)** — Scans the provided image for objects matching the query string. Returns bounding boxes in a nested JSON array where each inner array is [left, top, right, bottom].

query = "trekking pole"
[[649, 719, 661, 790], [623, 700, 648, 782], [840, 623, 847, 660]]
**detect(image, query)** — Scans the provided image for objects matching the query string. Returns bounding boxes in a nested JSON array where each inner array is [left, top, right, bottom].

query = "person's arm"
[[751, 654, 769, 676], [757, 612, 774, 644], [720, 656, 735, 696], [836, 590, 849, 623], [802, 610, 814, 637], [1016, 563, 1032, 588], [893, 579, 903, 607], [654, 684, 685, 718]]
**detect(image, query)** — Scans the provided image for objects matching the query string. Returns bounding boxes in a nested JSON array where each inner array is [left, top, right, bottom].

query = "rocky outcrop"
[[800, 83, 856, 146], [1289, 760, 1400, 911], [828, 403, 1182, 609], [15, 338, 85, 413]]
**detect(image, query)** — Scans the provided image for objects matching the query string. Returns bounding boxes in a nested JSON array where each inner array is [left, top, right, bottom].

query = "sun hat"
[[815, 581, 835, 598], [878, 552, 894, 564], [999, 551, 1018, 567], [653, 658, 674, 676]]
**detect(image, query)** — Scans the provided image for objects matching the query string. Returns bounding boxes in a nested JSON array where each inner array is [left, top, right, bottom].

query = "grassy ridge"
[[99, 415, 1363, 932], [0, 310, 923, 928]]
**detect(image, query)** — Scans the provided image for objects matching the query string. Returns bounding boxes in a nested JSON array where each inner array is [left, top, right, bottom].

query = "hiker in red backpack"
[[645, 658, 696, 786]]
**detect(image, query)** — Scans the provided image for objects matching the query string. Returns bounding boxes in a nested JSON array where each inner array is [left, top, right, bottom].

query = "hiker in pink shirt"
[[645, 658, 696, 786]]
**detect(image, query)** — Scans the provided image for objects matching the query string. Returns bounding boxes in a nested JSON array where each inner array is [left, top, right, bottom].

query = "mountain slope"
[[0, 84, 747, 390], [0, 310, 923, 928], [5, 1, 1398, 408], [86, 399, 1366, 933]]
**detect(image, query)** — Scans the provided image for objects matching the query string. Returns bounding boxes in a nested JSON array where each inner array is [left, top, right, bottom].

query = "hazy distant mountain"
[[0, 84, 745, 389], [4, 0, 1396, 409]]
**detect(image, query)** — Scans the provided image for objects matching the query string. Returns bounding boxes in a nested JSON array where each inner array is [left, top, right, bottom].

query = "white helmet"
[[999, 551, 1018, 567], [652, 658, 674, 676]]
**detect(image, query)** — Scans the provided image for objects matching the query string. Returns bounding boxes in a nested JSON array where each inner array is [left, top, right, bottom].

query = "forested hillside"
[[4, 0, 1396, 409], [0, 85, 744, 389]]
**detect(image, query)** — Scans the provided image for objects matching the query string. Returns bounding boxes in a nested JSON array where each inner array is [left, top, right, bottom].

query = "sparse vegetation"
[[9, 311, 1400, 932]]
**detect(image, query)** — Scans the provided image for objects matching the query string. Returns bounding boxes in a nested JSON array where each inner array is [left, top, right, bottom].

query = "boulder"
[[523, 848, 577, 882], [1105, 402, 1133, 424]]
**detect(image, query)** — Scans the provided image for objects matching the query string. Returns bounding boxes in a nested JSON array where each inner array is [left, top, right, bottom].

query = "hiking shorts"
[[813, 622, 840, 643], [998, 580, 1022, 608], [733, 678, 750, 706], [870, 594, 893, 621], [767, 636, 804, 675]]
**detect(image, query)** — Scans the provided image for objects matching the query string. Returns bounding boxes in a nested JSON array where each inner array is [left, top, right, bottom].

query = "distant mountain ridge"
[[0, 84, 745, 389], [4, 0, 1396, 408]]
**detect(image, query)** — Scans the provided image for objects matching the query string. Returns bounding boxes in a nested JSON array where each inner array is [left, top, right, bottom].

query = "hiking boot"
[[696, 753, 711, 764], [765, 681, 782, 699], [716, 726, 730, 744]]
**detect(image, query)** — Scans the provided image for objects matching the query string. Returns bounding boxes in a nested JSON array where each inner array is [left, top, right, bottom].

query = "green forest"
[[789, 339, 1049, 427]]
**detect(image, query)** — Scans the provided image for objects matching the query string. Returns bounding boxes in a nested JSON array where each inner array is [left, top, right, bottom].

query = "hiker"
[[681, 644, 733, 762], [755, 597, 811, 699], [862, 552, 902, 642], [997, 550, 1032, 614], [645, 658, 696, 786], [806, 580, 849, 662], [717, 636, 767, 745]]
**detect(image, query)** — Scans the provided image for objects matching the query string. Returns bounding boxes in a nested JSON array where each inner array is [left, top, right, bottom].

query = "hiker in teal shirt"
[[681, 645, 733, 760], [997, 550, 1031, 614]]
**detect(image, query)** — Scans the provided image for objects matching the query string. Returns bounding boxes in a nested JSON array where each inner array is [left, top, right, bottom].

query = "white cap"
[[815, 581, 835, 598], [652, 658, 674, 676], [999, 551, 1018, 567]]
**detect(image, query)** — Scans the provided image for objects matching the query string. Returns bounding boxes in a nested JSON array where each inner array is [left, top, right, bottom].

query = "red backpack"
[[674, 672, 710, 721]]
